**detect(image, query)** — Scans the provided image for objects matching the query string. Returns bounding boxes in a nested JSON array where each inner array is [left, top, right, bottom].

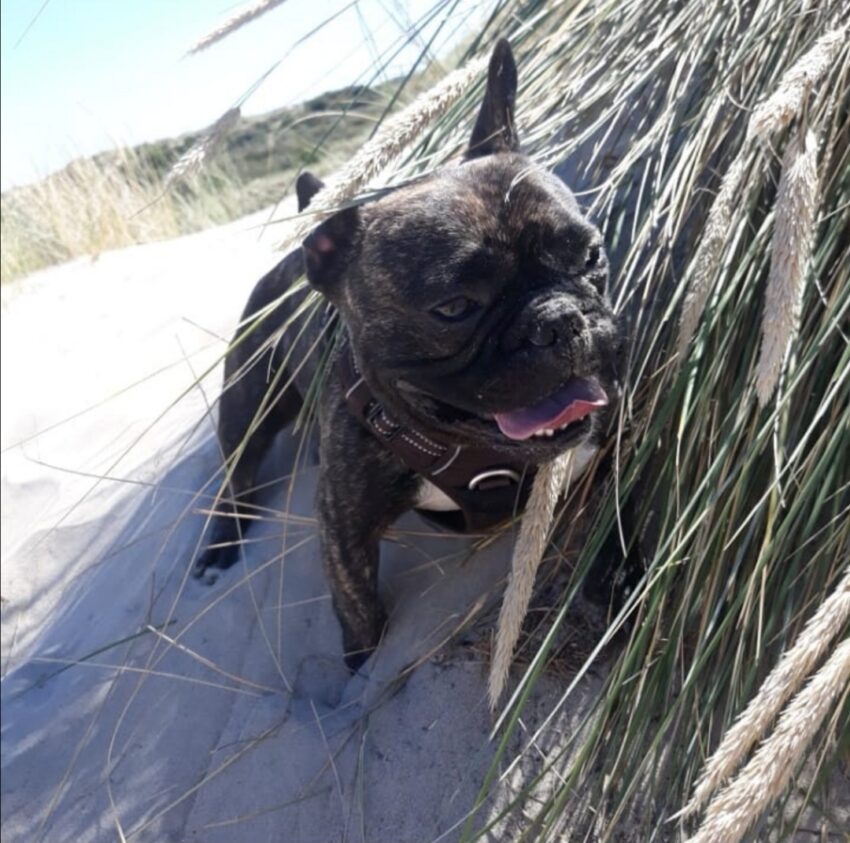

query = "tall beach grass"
[[238, 0, 849, 838], [0, 149, 249, 284]]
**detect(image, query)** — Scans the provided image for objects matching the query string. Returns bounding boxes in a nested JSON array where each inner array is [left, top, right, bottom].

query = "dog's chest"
[[414, 480, 461, 511], [412, 442, 599, 512]]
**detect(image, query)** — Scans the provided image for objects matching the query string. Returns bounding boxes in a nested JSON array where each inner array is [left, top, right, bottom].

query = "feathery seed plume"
[[165, 108, 241, 188], [684, 565, 850, 814], [488, 452, 576, 710], [686, 637, 850, 843], [755, 127, 819, 406], [188, 0, 288, 56], [749, 25, 847, 142], [676, 151, 746, 360]]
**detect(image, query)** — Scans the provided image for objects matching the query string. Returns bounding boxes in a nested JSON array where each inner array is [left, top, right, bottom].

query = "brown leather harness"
[[338, 344, 535, 532]]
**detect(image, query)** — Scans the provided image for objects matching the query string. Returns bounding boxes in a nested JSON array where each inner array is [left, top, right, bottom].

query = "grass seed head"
[[676, 151, 747, 361], [488, 453, 575, 710], [165, 108, 242, 188], [749, 25, 847, 142], [755, 127, 819, 407], [685, 567, 850, 815], [187, 0, 288, 56], [687, 638, 850, 843]]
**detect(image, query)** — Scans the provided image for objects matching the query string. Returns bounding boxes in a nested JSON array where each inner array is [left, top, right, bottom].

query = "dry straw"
[[187, 0, 288, 56], [684, 565, 850, 815], [755, 127, 819, 406], [676, 151, 746, 360], [686, 636, 850, 843], [165, 108, 241, 188], [488, 452, 576, 710], [749, 24, 847, 142]]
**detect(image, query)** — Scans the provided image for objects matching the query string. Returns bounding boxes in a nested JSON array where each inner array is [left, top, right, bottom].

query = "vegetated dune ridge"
[[0, 207, 606, 843]]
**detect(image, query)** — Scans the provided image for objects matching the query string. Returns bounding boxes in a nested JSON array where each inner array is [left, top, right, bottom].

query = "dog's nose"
[[501, 299, 584, 354]]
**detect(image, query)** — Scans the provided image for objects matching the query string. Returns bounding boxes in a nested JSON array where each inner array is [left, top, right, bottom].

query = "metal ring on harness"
[[467, 468, 522, 491]]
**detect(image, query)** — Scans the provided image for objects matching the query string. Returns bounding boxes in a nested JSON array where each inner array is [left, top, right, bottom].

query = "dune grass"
[[7, 0, 847, 839], [249, 0, 848, 838], [0, 76, 417, 285], [0, 150, 251, 284]]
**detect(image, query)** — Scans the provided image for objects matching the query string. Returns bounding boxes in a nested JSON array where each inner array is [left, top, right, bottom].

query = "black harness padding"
[[338, 344, 534, 532]]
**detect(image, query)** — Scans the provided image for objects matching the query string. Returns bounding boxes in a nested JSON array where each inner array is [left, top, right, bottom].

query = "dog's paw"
[[343, 649, 372, 674], [191, 563, 220, 586], [192, 546, 236, 584]]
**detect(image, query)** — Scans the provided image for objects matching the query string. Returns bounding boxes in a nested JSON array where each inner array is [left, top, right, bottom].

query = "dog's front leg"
[[316, 402, 419, 671]]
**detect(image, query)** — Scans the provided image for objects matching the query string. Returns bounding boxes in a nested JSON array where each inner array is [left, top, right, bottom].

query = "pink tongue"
[[494, 378, 608, 440]]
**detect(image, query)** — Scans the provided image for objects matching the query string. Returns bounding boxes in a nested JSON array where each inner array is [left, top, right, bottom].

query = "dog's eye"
[[585, 244, 602, 269], [431, 296, 480, 321]]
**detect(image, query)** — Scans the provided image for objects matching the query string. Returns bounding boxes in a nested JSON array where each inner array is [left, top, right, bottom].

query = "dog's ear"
[[302, 205, 360, 296], [466, 39, 519, 159], [296, 171, 325, 212]]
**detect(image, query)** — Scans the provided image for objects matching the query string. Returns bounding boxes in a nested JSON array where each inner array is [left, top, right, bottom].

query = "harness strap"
[[339, 344, 534, 531]]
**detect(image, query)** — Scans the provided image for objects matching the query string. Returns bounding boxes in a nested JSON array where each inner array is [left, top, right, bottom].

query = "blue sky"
[[1, 0, 479, 189]]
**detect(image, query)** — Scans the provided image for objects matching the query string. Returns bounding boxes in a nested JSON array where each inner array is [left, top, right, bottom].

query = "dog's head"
[[300, 40, 620, 461]]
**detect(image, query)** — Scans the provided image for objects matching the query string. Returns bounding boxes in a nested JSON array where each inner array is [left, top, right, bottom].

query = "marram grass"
[[187, 0, 289, 56], [165, 107, 242, 188], [755, 127, 819, 407], [685, 567, 850, 816], [687, 638, 850, 843], [0, 148, 250, 284], [489, 451, 575, 710], [178, 0, 850, 839]]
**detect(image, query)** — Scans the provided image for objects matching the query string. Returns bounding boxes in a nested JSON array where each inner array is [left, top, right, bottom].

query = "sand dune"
[[1, 210, 603, 842]]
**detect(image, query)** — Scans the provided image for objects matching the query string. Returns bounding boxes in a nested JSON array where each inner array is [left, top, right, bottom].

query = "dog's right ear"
[[296, 171, 325, 212], [466, 39, 519, 159], [302, 205, 360, 296]]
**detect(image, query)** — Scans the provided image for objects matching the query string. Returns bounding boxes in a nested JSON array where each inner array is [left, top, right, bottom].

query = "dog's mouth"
[[397, 377, 608, 443], [492, 378, 608, 440]]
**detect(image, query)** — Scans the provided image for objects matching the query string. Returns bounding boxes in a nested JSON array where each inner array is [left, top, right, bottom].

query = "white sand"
[[1, 210, 603, 842]]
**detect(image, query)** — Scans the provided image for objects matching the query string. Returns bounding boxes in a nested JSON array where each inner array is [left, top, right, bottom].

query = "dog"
[[193, 39, 621, 670]]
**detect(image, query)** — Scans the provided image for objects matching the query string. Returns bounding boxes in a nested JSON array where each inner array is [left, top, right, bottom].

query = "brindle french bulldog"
[[194, 40, 621, 670]]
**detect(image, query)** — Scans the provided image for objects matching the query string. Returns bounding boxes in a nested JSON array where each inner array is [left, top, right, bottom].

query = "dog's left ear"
[[466, 38, 519, 159], [302, 205, 361, 297], [296, 171, 325, 212]]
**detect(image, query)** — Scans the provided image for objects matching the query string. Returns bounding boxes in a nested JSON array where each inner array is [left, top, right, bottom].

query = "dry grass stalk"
[[755, 127, 819, 406], [684, 565, 850, 815], [165, 108, 241, 188], [276, 54, 488, 250], [187, 0, 288, 56], [488, 452, 576, 710], [686, 637, 850, 843], [749, 24, 847, 142], [676, 151, 746, 360]]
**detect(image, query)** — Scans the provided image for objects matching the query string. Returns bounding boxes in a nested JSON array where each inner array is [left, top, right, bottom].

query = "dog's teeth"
[[532, 428, 556, 438]]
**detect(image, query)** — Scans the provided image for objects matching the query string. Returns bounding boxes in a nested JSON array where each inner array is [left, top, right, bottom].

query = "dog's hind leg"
[[193, 363, 303, 579], [193, 172, 324, 580], [192, 254, 310, 580]]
